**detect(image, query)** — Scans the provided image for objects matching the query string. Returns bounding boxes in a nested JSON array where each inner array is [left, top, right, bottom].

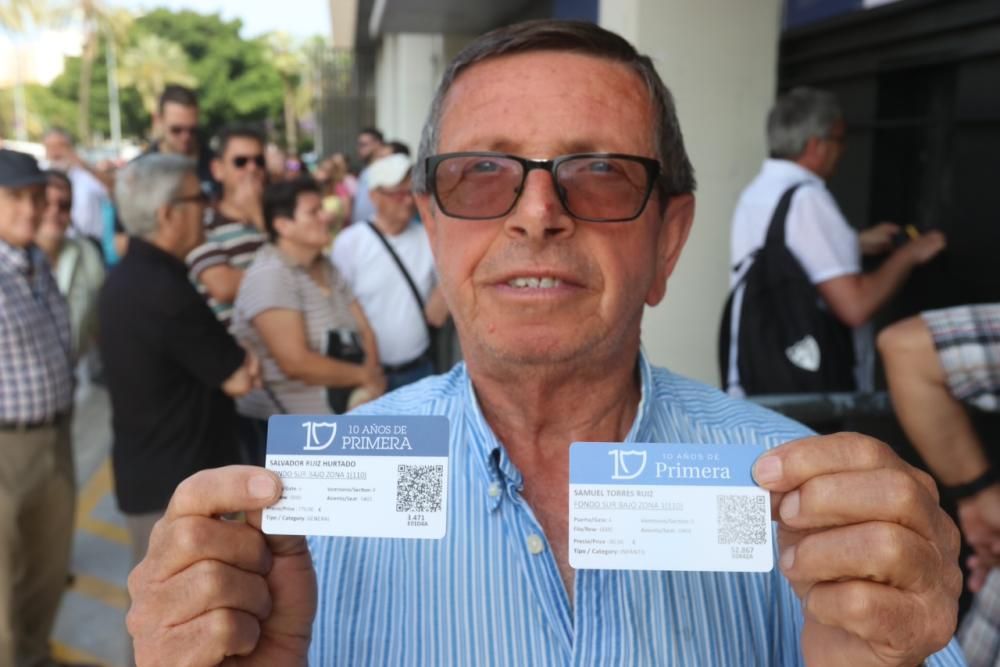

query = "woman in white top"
[[232, 178, 385, 430]]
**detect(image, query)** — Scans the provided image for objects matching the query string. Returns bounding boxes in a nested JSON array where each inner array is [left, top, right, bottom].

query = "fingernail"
[[780, 490, 800, 521], [248, 474, 277, 499], [753, 455, 783, 484], [780, 545, 796, 571]]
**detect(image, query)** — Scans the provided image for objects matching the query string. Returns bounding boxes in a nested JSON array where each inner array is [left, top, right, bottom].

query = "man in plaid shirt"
[[0, 149, 76, 666]]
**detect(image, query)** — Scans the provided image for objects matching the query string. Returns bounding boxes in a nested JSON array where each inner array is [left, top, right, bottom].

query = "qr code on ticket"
[[717, 494, 768, 545], [395, 464, 444, 513]]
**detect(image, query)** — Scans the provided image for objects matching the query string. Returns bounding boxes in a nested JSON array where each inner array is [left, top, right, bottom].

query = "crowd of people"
[[0, 15, 998, 667]]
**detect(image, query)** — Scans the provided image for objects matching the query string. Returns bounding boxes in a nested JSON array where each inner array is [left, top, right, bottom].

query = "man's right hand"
[[127, 467, 316, 666], [905, 229, 947, 265]]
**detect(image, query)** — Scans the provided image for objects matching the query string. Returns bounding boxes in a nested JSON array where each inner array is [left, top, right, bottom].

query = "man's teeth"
[[508, 277, 563, 289]]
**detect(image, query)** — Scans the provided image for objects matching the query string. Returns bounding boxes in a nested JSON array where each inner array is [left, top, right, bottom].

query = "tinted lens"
[[433, 155, 523, 219], [169, 125, 196, 135], [232, 155, 265, 169], [556, 156, 652, 221]]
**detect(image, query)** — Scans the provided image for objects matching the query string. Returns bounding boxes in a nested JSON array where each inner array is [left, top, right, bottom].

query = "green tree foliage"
[[48, 42, 147, 142], [33, 7, 290, 144], [134, 9, 285, 138]]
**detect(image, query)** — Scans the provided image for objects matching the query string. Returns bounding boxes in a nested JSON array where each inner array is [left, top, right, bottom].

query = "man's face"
[[38, 183, 72, 242], [372, 176, 415, 228], [819, 118, 846, 179], [158, 102, 199, 155], [357, 132, 382, 163], [416, 51, 694, 369], [43, 134, 72, 169], [213, 137, 266, 196], [0, 184, 46, 248], [164, 172, 206, 255]]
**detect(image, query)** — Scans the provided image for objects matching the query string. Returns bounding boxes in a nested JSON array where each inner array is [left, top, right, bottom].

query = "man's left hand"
[[753, 433, 962, 666]]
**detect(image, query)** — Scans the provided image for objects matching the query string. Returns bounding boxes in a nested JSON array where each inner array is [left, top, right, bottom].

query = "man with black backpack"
[[722, 86, 945, 396]]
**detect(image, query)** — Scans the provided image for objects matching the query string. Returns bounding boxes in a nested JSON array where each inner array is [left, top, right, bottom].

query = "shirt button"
[[488, 482, 502, 498], [526, 533, 545, 555]]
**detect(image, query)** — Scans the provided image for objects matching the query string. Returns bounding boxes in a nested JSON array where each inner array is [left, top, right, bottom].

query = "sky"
[[112, 0, 331, 39]]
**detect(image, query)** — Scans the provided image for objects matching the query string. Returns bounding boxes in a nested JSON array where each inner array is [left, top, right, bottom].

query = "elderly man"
[[0, 150, 76, 667], [127, 21, 964, 666], [98, 154, 259, 568], [725, 87, 947, 396], [35, 170, 105, 360], [332, 153, 448, 389]]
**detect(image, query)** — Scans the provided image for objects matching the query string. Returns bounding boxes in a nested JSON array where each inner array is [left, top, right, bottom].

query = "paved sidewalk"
[[51, 383, 130, 667]]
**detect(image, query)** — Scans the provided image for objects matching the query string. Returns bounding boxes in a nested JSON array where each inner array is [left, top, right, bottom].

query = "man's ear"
[[210, 157, 224, 183], [415, 193, 437, 245], [272, 214, 293, 238], [645, 193, 695, 307]]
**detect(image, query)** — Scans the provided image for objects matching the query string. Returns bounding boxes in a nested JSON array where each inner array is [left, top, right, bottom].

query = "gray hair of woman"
[[115, 154, 196, 238], [766, 87, 843, 160]]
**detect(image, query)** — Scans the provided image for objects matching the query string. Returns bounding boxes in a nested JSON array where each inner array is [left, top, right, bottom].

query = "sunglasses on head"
[[231, 154, 266, 169], [168, 125, 197, 136]]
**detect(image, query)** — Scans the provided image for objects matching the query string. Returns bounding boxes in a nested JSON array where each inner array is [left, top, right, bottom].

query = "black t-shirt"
[[98, 238, 245, 513]]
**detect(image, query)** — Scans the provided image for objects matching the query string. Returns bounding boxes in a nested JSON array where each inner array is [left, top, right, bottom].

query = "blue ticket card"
[[569, 442, 773, 572], [262, 415, 449, 539]]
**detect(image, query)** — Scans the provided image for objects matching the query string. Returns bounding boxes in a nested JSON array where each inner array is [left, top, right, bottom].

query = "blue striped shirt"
[[308, 354, 967, 665]]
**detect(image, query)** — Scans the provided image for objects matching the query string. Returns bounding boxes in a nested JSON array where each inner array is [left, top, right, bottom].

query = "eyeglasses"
[[425, 152, 662, 222], [168, 125, 197, 136], [231, 154, 266, 169], [170, 191, 209, 207]]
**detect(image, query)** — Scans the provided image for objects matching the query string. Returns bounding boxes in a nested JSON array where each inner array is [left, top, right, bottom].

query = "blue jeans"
[[385, 358, 435, 392]]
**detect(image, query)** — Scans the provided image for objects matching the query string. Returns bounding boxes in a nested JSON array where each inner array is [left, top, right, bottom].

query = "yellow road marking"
[[70, 572, 130, 610], [52, 640, 117, 667], [75, 458, 131, 545]]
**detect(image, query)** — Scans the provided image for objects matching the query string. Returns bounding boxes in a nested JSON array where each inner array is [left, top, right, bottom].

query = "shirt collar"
[[463, 348, 655, 512], [762, 158, 825, 186], [0, 239, 35, 275]]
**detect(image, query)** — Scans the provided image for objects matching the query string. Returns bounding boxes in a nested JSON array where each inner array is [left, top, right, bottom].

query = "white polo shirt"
[[729, 158, 860, 287], [331, 222, 437, 366], [726, 159, 867, 395]]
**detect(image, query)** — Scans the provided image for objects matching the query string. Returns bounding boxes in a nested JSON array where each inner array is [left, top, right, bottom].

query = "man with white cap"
[[331, 153, 448, 390]]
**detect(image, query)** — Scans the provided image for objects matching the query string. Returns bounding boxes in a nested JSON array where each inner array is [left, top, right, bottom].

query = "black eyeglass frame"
[[231, 154, 266, 169], [170, 191, 210, 207], [425, 151, 663, 223]]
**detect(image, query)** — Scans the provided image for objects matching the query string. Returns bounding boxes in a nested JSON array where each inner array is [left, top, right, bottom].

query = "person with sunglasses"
[[186, 124, 269, 332], [34, 170, 105, 361], [144, 84, 218, 198], [128, 21, 964, 667]]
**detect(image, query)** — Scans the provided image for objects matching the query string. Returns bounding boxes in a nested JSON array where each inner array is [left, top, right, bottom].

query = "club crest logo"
[[303, 421, 338, 451], [609, 449, 647, 480]]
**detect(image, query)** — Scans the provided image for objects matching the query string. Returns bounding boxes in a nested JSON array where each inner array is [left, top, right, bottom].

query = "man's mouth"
[[506, 276, 564, 289]]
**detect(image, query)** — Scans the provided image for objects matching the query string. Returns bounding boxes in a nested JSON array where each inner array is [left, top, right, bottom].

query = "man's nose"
[[503, 170, 575, 241]]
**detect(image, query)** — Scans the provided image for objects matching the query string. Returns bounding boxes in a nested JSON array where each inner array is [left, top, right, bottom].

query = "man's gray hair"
[[413, 20, 696, 200], [115, 154, 195, 237], [766, 87, 843, 160]]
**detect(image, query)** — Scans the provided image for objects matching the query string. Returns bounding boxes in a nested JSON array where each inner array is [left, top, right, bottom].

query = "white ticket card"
[[569, 442, 773, 572], [262, 415, 449, 539]]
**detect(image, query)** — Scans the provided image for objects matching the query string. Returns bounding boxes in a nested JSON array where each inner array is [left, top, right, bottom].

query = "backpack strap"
[[763, 182, 808, 249], [366, 221, 432, 339]]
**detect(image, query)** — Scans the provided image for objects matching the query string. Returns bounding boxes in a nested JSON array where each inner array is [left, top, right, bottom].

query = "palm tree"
[[118, 34, 197, 117], [0, 0, 54, 140], [266, 32, 304, 153], [75, 0, 131, 145]]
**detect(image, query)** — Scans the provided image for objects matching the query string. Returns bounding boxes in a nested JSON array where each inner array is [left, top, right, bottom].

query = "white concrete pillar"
[[601, 0, 782, 385], [374, 33, 449, 152]]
